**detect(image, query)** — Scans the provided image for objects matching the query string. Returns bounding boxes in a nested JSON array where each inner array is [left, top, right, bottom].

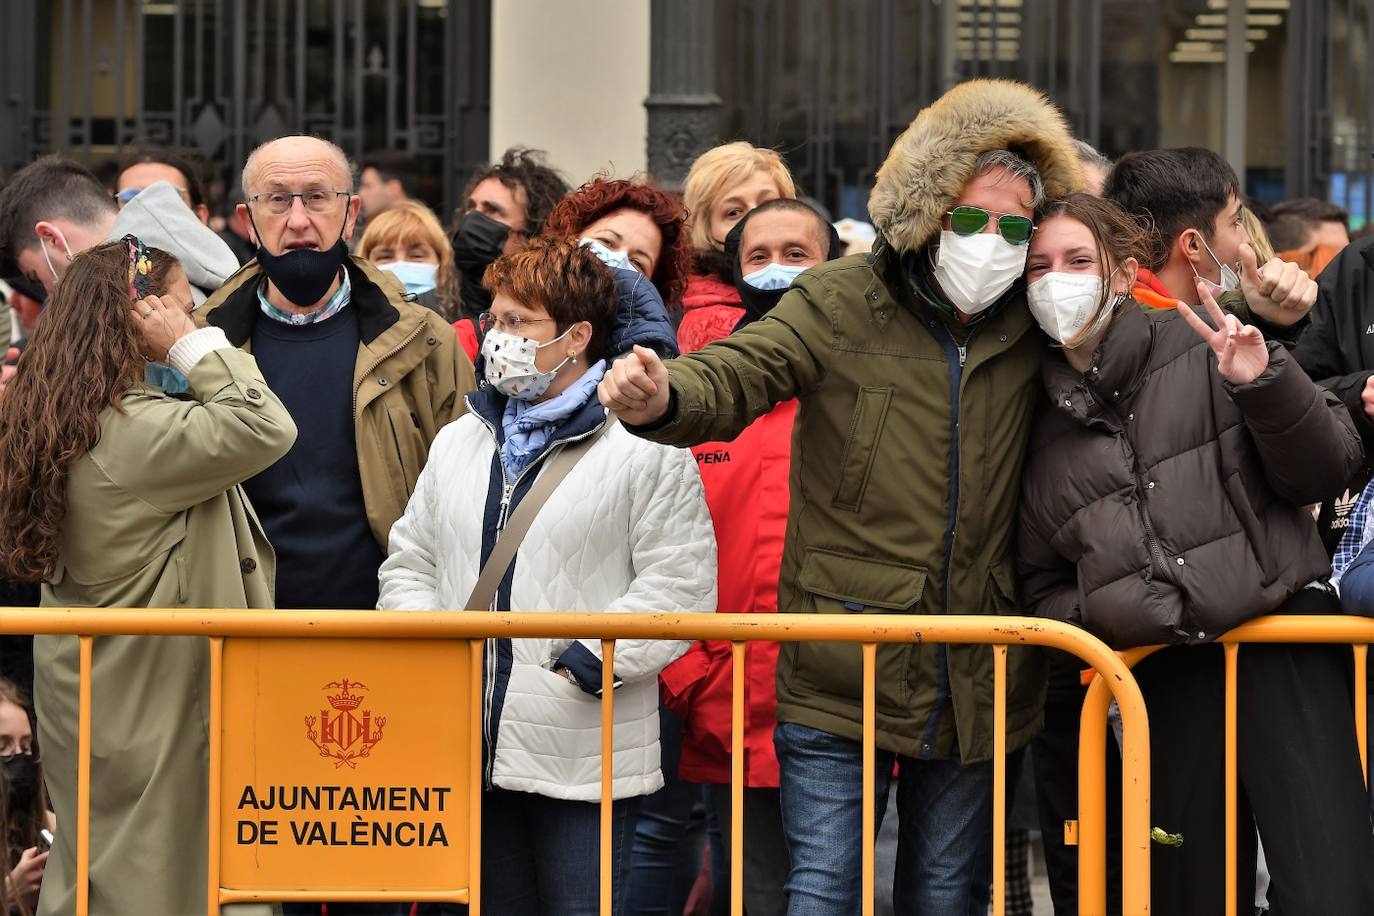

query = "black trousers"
[[1033, 652, 1122, 916], [1138, 605, 1374, 915]]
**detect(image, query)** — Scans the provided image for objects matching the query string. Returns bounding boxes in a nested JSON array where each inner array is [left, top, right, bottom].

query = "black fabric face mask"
[[1, 753, 37, 810], [452, 210, 512, 317], [248, 211, 350, 307]]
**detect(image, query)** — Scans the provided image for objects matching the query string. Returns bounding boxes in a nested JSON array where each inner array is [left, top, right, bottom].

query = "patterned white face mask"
[[481, 325, 574, 400]]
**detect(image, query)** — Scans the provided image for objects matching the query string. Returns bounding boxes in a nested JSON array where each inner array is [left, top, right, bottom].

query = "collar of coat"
[[1042, 301, 1158, 425], [867, 79, 1084, 254], [199, 256, 410, 346], [466, 380, 610, 449]]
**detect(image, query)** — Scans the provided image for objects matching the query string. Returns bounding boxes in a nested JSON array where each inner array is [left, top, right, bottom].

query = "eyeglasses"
[[946, 206, 1035, 245], [478, 311, 554, 335], [114, 187, 189, 207], [247, 189, 350, 216]]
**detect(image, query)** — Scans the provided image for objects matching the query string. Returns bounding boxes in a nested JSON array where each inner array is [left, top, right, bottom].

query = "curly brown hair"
[[483, 236, 619, 364], [542, 176, 692, 309], [0, 240, 178, 581]]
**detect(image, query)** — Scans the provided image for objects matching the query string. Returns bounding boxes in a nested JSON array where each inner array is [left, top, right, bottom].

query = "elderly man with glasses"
[[201, 142, 472, 916]]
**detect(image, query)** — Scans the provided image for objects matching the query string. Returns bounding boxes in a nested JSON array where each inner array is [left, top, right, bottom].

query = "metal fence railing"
[[0, 609, 1152, 915]]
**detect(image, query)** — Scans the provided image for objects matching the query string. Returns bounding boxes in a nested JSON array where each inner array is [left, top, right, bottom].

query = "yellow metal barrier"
[[0, 609, 1152, 915], [1078, 614, 1374, 916]]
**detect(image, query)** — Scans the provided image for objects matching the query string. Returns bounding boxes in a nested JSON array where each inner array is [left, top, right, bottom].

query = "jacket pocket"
[[387, 406, 427, 497], [832, 387, 893, 512], [798, 547, 927, 611], [1224, 472, 1275, 578], [789, 548, 927, 714]]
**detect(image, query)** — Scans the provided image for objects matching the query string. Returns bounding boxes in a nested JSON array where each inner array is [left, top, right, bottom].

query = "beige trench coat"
[[33, 346, 295, 915]]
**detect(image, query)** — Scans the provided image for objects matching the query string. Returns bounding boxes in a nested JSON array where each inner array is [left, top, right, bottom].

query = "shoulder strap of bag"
[[464, 417, 619, 610]]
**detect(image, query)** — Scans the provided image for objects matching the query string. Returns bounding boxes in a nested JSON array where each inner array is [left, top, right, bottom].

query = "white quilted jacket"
[[378, 410, 717, 800]]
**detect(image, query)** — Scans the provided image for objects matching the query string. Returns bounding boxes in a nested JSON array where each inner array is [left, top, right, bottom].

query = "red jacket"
[[453, 317, 480, 364], [659, 273, 792, 787], [676, 274, 744, 354]]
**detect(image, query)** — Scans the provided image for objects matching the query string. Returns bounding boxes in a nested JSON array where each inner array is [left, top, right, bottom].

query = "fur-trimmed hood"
[[868, 79, 1083, 253]]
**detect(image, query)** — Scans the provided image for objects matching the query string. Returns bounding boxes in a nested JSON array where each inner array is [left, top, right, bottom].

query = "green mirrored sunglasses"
[[946, 206, 1035, 245]]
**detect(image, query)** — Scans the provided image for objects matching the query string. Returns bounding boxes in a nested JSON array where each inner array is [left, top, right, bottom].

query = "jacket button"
[[378, 377, 388, 386], [245, 388, 262, 400], [1197, 631, 1206, 639], [1176, 557, 1185, 566], [870, 291, 879, 300], [1091, 367, 1099, 374], [1064, 399, 1072, 407], [1000, 334, 1007, 342], [241, 558, 257, 573], [426, 335, 437, 345], [1147, 481, 1155, 489], [1128, 413, 1134, 421], [1113, 390, 1120, 397]]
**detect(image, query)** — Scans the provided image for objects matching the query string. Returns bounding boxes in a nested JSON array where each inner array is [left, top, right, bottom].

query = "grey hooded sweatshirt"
[[107, 181, 240, 305]]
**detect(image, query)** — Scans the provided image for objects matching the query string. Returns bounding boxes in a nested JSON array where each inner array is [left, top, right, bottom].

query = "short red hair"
[[542, 176, 691, 309]]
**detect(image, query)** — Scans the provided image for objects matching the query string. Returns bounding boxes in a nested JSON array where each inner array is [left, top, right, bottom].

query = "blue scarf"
[[500, 360, 608, 478]]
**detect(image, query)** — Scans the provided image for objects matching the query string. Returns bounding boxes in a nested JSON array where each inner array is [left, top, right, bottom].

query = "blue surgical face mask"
[[380, 260, 439, 296], [742, 262, 807, 291], [580, 238, 638, 274], [146, 362, 190, 394]]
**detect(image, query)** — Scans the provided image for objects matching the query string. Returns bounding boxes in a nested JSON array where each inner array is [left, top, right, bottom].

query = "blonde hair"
[[356, 201, 458, 316], [683, 142, 797, 253], [1240, 207, 1275, 264]]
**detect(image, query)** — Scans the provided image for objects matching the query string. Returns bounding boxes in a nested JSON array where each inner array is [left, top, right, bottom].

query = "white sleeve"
[[376, 430, 449, 610], [573, 442, 718, 684]]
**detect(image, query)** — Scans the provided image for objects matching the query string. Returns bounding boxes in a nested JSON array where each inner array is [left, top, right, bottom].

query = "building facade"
[[1, 0, 1370, 224]]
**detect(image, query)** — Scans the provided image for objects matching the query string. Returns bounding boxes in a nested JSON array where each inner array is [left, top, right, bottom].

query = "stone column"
[[0, 0, 38, 175], [644, 0, 722, 191]]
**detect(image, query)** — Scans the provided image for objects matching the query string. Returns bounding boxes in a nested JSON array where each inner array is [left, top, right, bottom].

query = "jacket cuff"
[[555, 642, 623, 697], [624, 388, 680, 436], [1225, 345, 1312, 432], [167, 327, 232, 376]]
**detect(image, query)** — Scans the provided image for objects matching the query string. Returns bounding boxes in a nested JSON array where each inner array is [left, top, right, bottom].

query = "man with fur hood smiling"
[[600, 80, 1081, 913]]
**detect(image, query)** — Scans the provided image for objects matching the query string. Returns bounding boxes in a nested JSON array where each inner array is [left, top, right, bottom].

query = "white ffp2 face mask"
[[1026, 271, 1116, 346], [932, 230, 1028, 316]]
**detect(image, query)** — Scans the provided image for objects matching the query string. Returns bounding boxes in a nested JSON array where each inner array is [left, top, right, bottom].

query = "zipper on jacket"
[[470, 408, 610, 788], [1096, 391, 1171, 583], [922, 319, 971, 758], [351, 320, 425, 419]]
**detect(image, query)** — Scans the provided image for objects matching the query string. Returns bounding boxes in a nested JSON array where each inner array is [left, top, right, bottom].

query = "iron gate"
[[711, 0, 1360, 220], [0, 0, 489, 217], [1288, 0, 1374, 228]]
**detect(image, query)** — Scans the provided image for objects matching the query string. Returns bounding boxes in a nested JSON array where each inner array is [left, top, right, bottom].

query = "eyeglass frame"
[[246, 189, 352, 216], [478, 311, 557, 335], [944, 206, 1036, 245]]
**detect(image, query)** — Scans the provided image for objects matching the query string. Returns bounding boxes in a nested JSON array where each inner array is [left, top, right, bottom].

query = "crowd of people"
[[0, 75, 1373, 915]]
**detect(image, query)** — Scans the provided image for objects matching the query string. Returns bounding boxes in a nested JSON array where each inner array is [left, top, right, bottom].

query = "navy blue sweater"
[[242, 307, 385, 610]]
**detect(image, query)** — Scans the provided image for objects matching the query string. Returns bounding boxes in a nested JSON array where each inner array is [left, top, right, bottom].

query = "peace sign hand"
[[1178, 279, 1270, 386]]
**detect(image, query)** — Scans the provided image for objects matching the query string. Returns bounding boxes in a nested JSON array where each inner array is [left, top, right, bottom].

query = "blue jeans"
[[625, 704, 707, 915], [775, 721, 1009, 916], [420, 787, 638, 916]]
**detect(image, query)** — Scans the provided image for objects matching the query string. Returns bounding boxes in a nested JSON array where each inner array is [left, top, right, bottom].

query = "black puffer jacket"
[[1018, 302, 1362, 650]]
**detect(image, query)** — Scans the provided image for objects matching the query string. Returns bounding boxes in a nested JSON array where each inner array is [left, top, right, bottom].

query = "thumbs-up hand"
[[1238, 241, 1317, 326], [598, 345, 672, 426]]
